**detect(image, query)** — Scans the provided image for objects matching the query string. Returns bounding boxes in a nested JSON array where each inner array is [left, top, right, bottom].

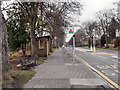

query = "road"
[[67, 47, 120, 89]]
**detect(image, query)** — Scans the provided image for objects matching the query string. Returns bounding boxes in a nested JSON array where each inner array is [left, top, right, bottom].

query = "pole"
[[73, 25, 75, 64], [64, 15, 66, 47], [93, 36, 96, 52], [93, 29, 96, 52], [90, 38, 93, 51]]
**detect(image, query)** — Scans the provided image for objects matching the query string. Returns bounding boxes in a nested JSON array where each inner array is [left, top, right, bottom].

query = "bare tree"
[[83, 21, 97, 47], [74, 28, 87, 46], [44, 2, 82, 47], [108, 17, 119, 41], [16, 2, 39, 61], [96, 9, 116, 47]]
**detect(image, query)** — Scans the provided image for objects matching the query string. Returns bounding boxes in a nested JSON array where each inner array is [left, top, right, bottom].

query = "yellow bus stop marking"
[[115, 70, 120, 74]]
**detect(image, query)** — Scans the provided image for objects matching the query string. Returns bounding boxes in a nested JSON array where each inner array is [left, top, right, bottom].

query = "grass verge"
[[10, 56, 46, 87], [49, 48, 58, 55], [36, 57, 45, 65], [10, 48, 57, 88], [11, 68, 36, 87], [52, 48, 57, 52]]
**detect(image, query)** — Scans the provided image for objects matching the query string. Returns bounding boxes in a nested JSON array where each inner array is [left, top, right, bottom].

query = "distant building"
[[82, 37, 100, 47], [82, 37, 89, 45]]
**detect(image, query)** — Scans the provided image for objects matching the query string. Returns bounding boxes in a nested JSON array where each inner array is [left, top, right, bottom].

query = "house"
[[82, 37, 100, 47], [36, 35, 52, 57], [82, 37, 89, 45]]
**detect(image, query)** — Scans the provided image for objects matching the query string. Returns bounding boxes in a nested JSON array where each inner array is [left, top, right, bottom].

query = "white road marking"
[[115, 70, 120, 74], [75, 48, 88, 52], [112, 60, 116, 62], [112, 60, 120, 63], [65, 63, 73, 65], [101, 70, 104, 72], [111, 73, 115, 76], [112, 56, 118, 59], [74, 64, 80, 65], [98, 56, 106, 59]]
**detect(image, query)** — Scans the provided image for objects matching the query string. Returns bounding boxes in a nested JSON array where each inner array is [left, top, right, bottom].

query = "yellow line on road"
[[115, 70, 120, 74], [73, 53, 120, 90]]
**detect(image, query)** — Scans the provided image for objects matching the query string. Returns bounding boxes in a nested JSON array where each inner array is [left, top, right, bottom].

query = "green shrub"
[[115, 37, 120, 42], [82, 44, 88, 46]]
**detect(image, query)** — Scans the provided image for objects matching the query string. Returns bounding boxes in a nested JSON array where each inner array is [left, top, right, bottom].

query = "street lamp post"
[[90, 36, 93, 51], [90, 41, 93, 51], [93, 29, 96, 52], [93, 37, 96, 52]]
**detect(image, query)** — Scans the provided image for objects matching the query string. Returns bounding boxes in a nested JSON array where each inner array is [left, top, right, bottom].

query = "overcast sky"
[[2, 0, 119, 42], [65, 0, 119, 42], [80, 0, 119, 22]]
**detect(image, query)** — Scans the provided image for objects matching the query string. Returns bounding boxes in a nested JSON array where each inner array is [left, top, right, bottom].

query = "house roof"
[[83, 37, 99, 41], [36, 35, 52, 40]]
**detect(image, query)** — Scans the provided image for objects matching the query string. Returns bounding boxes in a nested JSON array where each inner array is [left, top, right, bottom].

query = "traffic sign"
[[69, 29, 73, 34]]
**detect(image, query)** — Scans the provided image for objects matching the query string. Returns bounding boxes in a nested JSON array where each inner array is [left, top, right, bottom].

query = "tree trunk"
[[0, 3, 2, 88], [88, 38, 90, 48], [29, 22, 38, 63], [105, 35, 109, 48], [53, 39, 55, 48], [91, 37, 93, 47], [25, 41, 27, 51], [0, 2, 16, 88], [29, 3, 39, 63], [90, 37, 93, 47], [49, 39, 52, 52], [99, 39, 102, 48], [40, 2, 43, 37], [22, 44, 26, 58]]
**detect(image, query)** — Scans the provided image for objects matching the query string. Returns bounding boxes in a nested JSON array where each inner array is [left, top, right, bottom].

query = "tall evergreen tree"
[[6, 3, 30, 57]]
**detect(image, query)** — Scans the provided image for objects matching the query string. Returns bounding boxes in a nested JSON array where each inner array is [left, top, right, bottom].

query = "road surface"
[[67, 47, 120, 89]]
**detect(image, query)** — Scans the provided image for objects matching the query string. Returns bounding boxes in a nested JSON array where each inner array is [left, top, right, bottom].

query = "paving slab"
[[24, 48, 111, 89]]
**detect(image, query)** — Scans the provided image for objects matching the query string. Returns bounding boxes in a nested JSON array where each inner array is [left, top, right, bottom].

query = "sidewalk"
[[24, 47, 111, 89]]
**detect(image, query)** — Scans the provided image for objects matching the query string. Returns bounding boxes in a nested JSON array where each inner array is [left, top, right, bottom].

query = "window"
[[39, 40, 44, 49]]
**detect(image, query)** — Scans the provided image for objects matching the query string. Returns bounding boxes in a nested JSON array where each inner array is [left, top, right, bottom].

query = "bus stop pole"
[[73, 25, 75, 64]]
